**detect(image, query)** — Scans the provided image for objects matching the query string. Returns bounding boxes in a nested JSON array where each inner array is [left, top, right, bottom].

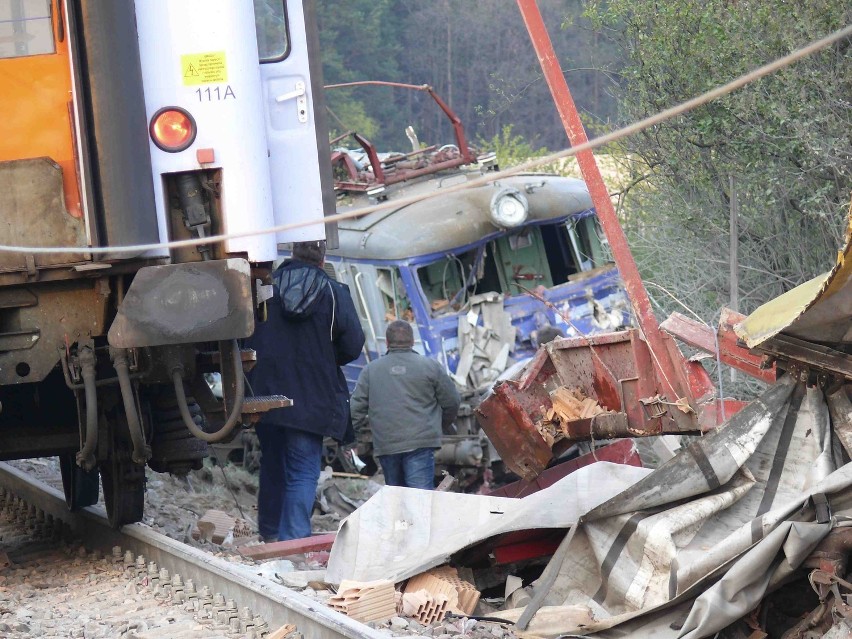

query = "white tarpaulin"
[[328, 374, 852, 638], [326, 461, 651, 585], [501, 374, 852, 637]]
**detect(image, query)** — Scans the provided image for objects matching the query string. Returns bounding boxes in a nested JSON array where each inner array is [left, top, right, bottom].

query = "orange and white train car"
[[0, 0, 333, 526]]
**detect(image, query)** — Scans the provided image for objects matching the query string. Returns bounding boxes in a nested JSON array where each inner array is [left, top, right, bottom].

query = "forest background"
[[316, 0, 851, 391]]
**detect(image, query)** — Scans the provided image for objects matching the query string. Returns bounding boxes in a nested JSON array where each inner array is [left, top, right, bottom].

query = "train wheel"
[[59, 454, 99, 511], [100, 447, 145, 528]]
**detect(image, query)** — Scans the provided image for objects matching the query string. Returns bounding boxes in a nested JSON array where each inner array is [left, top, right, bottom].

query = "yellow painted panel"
[[736, 212, 852, 347]]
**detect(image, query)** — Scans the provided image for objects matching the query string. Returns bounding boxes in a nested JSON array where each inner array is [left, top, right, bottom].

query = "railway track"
[[0, 462, 383, 639]]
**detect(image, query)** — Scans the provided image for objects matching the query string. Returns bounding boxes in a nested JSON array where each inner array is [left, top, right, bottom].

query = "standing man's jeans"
[[256, 423, 324, 541], [378, 448, 435, 489]]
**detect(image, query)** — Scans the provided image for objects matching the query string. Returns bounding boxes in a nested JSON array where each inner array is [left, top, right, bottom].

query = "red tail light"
[[149, 107, 196, 152]]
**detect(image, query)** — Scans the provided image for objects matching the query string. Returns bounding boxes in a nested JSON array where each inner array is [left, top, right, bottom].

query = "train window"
[[541, 222, 582, 283], [418, 252, 466, 315], [417, 245, 504, 316], [376, 267, 412, 322], [417, 222, 603, 316], [568, 216, 608, 271], [0, 0, 55, 59], [254, 0, 290, 62]]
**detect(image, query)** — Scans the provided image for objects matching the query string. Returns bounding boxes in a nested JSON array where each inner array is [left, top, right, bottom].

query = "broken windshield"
[[417, 219, 609, 316]]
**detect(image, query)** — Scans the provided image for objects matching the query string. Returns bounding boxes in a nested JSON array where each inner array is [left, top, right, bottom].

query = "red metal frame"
[[515, 0, 696, 428], [476, 323, 750, 480], [660, 308, 777, 384], [326, 81, 476, 192]]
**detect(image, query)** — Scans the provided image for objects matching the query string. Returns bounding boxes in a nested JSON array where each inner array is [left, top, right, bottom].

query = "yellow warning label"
[[181, 51, 227, 86]]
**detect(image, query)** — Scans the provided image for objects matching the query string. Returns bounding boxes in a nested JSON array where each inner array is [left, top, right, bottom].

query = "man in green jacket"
[[350, 320, 460, 489]]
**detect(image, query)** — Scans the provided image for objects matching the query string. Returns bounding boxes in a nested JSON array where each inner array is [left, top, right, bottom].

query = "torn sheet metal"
[[494, 376, 852, 638], [661, 308, 777, 383], [477, 328, 722, 481], [736, 216, 852, 348], [453, 293, 517, 390], [325, 461, 651, 585]]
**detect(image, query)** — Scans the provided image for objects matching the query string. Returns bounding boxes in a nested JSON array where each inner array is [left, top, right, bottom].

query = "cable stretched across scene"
[[3, 23, 851, 257]]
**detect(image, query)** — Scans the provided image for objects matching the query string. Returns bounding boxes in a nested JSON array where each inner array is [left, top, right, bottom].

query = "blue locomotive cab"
[[307, 165, 632, 486], [280, 85, 632, 486], [326, 173, 631, 395]]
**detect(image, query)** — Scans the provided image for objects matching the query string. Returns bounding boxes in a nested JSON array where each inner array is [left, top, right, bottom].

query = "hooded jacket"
[[245, 259, 365, 441]]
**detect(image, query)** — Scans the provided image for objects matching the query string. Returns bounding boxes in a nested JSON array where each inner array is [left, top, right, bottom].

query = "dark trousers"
[[378, 448, 435, 489], [255, 423, 323, 541]]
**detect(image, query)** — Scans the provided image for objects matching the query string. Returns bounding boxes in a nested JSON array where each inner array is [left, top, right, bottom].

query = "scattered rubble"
[[193, 509, 254, 545]]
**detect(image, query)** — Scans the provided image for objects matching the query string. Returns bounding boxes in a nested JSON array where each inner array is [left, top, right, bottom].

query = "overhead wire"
[[1, 23, 850, 258]]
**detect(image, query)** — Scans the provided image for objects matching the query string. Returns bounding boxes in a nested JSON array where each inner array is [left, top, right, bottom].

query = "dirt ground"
[[7, 457, 521, 638], [7, 455, 381, 548]]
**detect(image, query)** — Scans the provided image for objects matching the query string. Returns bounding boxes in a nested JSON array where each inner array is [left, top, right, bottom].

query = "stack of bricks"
[[400, 589, 450, 625], [403, 566, 481, 616], [328, 579, 397, 623]]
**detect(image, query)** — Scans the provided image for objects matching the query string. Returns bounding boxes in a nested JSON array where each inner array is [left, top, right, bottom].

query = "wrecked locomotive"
[[308, 84, 633, 487], [0, 0, 335, 526]]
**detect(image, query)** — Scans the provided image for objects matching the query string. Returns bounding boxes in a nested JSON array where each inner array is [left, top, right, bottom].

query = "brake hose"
[[172, 340, 245, 443], [75, 346, 98, 470]]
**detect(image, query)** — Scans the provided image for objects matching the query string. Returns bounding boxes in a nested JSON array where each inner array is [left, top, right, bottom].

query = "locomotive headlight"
[[149, 107, 197, 152], [489, 187, 529, 228]]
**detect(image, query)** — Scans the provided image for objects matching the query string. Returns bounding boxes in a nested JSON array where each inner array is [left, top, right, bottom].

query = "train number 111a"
[[195, 86, 236, 102]]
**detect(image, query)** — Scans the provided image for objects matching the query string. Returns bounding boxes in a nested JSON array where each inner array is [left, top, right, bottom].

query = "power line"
[[2, 23, 850, 257]]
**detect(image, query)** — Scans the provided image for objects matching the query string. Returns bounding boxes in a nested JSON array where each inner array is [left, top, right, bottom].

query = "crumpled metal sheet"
[[507, 376, 852, 638], [736, 216, 852, 348], [329, 374, 852, 638]]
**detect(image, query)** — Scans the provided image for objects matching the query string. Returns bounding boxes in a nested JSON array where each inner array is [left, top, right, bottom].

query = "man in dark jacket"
[[246, 240, 364, 541], [350, 320, 460, 489]]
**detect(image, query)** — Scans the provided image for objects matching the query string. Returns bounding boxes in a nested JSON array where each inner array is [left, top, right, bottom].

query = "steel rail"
[[0, 461, 383, 639]]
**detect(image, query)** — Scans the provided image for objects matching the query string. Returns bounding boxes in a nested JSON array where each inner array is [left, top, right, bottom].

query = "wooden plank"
[[238, 532, 336, 560], [267, 624, 297, 639]]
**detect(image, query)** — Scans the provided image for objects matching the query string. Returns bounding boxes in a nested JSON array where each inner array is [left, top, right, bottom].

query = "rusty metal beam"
[[660, 309, 777, 383], [759, 334, 852, 381], [515, 0, 693, 426], [238, 533, 337, 561]]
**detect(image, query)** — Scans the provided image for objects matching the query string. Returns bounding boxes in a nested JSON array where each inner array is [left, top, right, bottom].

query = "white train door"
[[256, 0, 336, 246]]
